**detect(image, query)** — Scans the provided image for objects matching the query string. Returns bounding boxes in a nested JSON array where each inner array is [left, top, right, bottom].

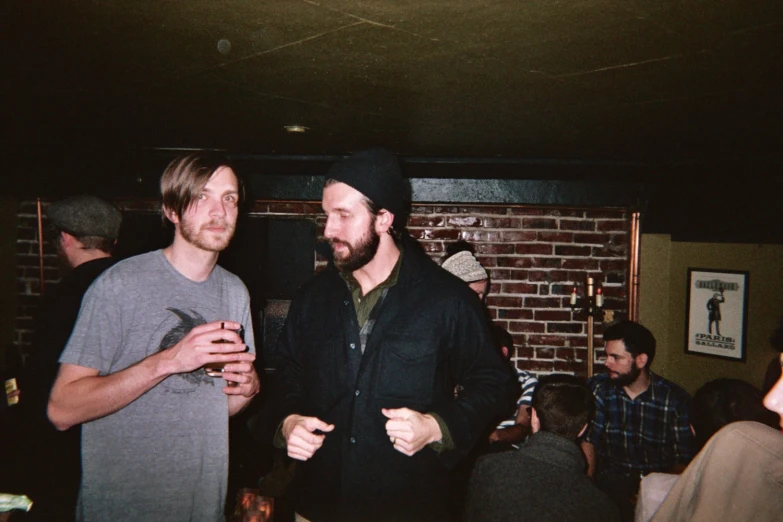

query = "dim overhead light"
[[284, 125, 309, 133]]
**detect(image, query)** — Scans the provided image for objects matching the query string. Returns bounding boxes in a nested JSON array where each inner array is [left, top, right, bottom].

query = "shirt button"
[[344, 300, 349, 306], [350, 437, 356, 444], [355, 389, 360, 396], [350, 343, 356, 350]]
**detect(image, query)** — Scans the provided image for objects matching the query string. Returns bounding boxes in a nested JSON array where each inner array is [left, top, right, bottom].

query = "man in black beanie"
[[274, 148, 516, 521]]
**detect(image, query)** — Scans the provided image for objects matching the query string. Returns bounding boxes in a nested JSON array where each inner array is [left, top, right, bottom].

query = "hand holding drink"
[[205, 322, 246, 378]]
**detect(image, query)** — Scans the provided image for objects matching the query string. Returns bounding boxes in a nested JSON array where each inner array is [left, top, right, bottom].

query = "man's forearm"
[[48, 353, 173, 430], [228, 393, 254, 416], [581, 441, 597, 478]]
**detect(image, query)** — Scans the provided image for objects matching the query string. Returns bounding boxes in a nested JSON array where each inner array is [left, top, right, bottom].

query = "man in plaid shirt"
[[581, 320, 694, 521]]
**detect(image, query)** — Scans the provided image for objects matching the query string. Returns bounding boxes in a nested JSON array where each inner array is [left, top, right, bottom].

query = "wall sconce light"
[[570, 276, 606, 377]]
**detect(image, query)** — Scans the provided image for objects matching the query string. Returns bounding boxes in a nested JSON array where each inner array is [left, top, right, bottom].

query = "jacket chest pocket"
[[374, 335, 438, 404]]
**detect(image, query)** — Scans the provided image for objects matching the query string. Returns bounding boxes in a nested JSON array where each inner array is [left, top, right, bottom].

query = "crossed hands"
[[162, 320, 258, 397], [282, 407, 442, 461]]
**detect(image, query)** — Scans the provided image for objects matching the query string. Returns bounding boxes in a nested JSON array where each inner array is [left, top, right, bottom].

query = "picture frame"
[[685, 268, 749, 361]]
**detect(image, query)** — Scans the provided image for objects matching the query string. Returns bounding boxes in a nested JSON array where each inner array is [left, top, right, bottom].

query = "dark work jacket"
[[275, 239, 517, 521]]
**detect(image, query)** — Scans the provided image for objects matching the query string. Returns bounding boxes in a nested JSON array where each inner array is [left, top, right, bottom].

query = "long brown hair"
[[160, 153, 243, 222]]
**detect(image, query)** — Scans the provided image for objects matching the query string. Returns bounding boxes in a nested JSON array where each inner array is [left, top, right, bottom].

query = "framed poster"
[[685, 268, 749, 361]]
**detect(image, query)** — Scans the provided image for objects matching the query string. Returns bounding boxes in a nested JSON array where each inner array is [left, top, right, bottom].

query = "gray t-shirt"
[[60, 250, 255, 522]]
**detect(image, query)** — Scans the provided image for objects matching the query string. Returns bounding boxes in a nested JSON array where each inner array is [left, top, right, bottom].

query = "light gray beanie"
[[441, 250, 488, 283]]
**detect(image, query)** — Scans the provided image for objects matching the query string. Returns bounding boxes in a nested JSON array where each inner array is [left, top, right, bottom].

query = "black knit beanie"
[[326, 148, 408, 219]]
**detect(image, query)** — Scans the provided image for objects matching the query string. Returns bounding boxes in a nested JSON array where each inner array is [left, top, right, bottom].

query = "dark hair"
[[532, 374, 595, 440], [48, 226, 115, 254], [160, 153, 241, 223], [444, 240, 475, 259], [690, 378, 780, 450], [603, 320, 656, 368], [323, 177, 406, 241]]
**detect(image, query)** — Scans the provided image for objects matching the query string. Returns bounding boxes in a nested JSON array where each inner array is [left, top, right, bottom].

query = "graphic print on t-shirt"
[[158, 307, 216, 392]]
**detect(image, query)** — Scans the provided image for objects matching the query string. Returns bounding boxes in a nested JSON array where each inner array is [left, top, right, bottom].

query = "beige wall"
[[639, 234, 783, 394], [0, 199, 18, 371]]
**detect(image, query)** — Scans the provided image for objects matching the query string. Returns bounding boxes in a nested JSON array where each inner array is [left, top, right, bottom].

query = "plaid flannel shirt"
[[585, 372, 695, 476]]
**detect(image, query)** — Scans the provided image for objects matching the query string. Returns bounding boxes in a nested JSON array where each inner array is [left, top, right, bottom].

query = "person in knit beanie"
[[442, 249, 489, 301]]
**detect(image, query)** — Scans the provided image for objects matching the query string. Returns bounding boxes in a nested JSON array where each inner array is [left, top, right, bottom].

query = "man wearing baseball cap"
[[24, 195, 123, 521], [274, 148, 516, 521]]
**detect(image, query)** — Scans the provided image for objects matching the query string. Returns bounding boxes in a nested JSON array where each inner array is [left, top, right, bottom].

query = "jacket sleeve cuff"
[[273, 421, 287, 449], [427, 412, 455, 453]]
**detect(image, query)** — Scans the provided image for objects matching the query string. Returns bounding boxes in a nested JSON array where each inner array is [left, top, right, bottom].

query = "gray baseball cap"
[[46, 195, 123, 240]]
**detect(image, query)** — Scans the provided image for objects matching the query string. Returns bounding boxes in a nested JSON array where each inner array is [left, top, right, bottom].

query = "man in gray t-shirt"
[[49, 154, 261, 522]]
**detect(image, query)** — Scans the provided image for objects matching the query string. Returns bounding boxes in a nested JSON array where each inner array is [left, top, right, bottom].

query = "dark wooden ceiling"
[[2, 1, 782, 242], [4, 0, 782, 161]]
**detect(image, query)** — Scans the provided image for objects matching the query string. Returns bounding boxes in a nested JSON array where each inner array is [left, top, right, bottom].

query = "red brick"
[[476, 256, 498, 267], [489, 269, 524, 280], [547, 322, 583, 334], [556, 348, 578, 361], [446, 216, 482, 227], [454, 206, 509, 215], [605, 273, 627, 285], [525, 361, 556, 372], [591, 244, 627, 258], [500, 230, 537, 242], [495, 308, 534, 320], [476, 243, 516, 255], [515, 244, 553, 255], [407, 215, 446, 227], [266, 202, 310, 214], [528, 270, 571, 282], [408, 228, 428, 240], [562, 259, 600, 270], [559, 220, 595, 231], [534, 310, 572, 322], [411, 205, 436, 214], [246, 204, 267, 215], [507, 321, 546, 334], [536, 231, 574, 243], [528, 335, 567, 346], [555, 245, 592, 256], [529, 258, 563, 269], [301, 202, 323, 214], [422, 229, 461, 240], [509, 208, 546, 216], [553, 360, 583, 373], [585, 210, 626, 219], [461, 230, 502, 242], [553, 209, 586, 218], [481, 217, 522, 228], [600, 260, 628, 271], [523, 297, 562, 308], [572, 233, 607, 244], [536, 347, 556, 359], [497, 257, 534, 268], [500, 282, 538, 294], [515, 347, 535, 359], [487, 296, 523, 308], [522, 217, 557, 229], [597, 220, 629, 232], [420, 242, 444, 253]]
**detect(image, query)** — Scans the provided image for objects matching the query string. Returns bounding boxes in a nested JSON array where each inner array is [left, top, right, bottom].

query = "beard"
[[179, 216, 236, 252], [330, 218, 380, 272], [609, 363, 642, 388]]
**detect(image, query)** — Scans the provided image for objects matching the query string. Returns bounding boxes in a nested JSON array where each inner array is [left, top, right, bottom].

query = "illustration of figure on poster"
[[686, 269, 748, 361]]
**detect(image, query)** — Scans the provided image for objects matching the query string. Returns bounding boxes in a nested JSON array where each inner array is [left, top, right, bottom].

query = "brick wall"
[[14, 199, 629, 378]]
